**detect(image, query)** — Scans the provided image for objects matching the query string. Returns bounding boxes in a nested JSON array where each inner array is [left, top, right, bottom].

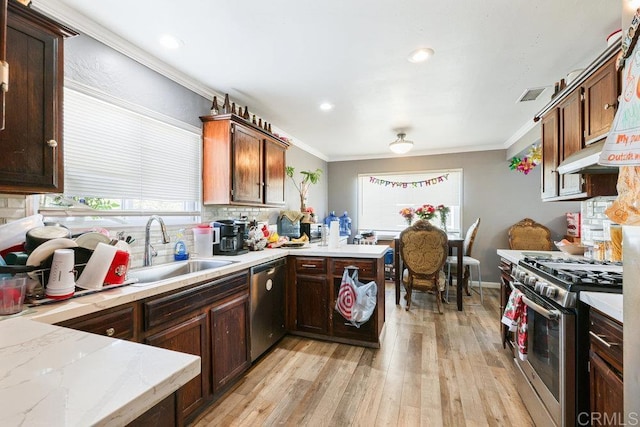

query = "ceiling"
[[33, 0, 621, 161]]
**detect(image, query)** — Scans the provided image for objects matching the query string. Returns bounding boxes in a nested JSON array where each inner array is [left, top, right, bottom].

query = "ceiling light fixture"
[[319, 102, 333, 111], [389, 133, 414, 154], [408, 47, 435, 63], [158, 34, 183, 50]]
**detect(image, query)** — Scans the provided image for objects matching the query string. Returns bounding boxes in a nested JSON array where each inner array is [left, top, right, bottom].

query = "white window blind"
[[358, 169, 463, 233], [63, 87, 201, 207]]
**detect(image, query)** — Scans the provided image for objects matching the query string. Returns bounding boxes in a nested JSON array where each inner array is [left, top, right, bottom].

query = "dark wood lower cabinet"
[[145, 313, 209, 421], [211, 292, 250, 393], [588, 308, 624, 423], [589, 351, 623, 420], [295, 274, 329, 334], [127, 393, 179, 427], [288, 255, 385, 347]]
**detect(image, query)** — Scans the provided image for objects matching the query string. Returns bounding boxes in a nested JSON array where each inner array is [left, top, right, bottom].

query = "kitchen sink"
[[128, 259, 237, 284]]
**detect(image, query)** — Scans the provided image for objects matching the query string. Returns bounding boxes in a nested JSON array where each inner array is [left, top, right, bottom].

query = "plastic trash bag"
[[335, 267, 377, 328]]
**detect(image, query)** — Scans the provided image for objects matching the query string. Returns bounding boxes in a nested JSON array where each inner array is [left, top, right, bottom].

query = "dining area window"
[[357, 169, 463, 234]]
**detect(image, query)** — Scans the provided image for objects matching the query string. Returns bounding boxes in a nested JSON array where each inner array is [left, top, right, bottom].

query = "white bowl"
[[554, 241, 586, 256]]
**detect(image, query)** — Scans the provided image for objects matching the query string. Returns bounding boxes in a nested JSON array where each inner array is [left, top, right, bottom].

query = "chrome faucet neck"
[[144, 215, 170, 266]]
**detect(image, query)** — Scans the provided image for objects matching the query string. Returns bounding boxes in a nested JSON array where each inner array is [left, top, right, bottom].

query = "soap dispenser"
[[174, 229, 189, 261]]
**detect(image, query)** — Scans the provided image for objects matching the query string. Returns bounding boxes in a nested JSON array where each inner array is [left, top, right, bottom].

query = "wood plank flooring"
[[191, 283, 534, 426]]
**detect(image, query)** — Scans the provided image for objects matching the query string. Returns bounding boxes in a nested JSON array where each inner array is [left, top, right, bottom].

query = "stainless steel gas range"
[[509, 254, 622, 427]]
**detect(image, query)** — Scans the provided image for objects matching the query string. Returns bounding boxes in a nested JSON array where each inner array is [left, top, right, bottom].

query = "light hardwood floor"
[[192, 282, 534, 426]]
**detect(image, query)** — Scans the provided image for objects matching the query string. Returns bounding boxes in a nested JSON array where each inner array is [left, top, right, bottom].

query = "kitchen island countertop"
[[0, 317, 200, 426]]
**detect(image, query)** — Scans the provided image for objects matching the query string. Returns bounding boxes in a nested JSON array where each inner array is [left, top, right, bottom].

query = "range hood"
[[556, 140, 619, 174]]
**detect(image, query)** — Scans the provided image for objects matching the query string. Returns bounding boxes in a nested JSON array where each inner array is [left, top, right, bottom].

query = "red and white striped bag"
[[335, 268, 357, 320]]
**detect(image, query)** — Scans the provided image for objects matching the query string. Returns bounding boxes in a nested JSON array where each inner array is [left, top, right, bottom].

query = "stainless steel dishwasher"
[[250, 258, 286, 362]]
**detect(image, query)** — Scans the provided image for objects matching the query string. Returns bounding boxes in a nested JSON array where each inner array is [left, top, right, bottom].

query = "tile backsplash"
[[580, 196, 616, 246], [0, 194, 289, 268]]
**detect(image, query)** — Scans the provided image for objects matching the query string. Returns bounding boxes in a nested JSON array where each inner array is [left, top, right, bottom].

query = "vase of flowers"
[[415, 204, 436, 221], [437, 204, 450, 232], [399, 207, 415, 225]]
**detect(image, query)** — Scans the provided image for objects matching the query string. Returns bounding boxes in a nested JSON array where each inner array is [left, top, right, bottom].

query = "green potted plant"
[[285, 166, 322, 212]]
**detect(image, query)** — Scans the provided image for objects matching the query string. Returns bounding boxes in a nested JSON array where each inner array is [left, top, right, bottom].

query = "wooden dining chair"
[[445, 218, 482, 303], [508, 218, 553, 250], [399, 220, 448, 313]]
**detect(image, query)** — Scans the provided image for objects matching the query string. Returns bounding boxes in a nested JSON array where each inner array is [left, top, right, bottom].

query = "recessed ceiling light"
[[408, 47, 435, 63], [159, 34, 183, 50], [319, 102, 333, 111]]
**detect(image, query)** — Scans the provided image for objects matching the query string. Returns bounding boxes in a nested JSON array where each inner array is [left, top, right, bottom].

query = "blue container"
[[339, 211, 352, 236], [324, 211, 338, 226], [384, 248, 394, 265]]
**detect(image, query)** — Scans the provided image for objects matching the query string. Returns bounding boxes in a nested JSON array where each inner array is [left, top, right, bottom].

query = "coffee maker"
[[213, 220, 248, 255]]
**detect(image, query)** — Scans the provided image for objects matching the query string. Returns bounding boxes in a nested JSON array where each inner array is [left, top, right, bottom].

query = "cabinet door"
[[540, 109, 559, 199], [0, 5, 69, 193], [264, 137, 286, 205], [295, 274, 329, 334], [583, 56, 618, 144], [589, 351, 623, 420], [146, 313, 209, 421], [232, 124, 263, 204], [58, 305, 137, 341], [0, 0, 6, 130], [558, 90, 583, 195], [210, 292, 250, 393]]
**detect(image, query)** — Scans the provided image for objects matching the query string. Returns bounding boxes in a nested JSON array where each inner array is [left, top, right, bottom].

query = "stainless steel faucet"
[[144, 215, 170, 266]]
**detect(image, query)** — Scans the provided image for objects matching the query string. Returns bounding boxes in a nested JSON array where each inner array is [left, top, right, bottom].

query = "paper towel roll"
[[329, 220, 340, 249]]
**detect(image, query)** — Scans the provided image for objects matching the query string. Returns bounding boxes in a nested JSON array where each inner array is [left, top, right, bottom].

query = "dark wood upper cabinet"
[[264, 138, 286, 205], [558, 89, 583, 196], [1, 0, 7, 130], [583, 55, 618, 144], [537, 48, 619, 202], [540, 109, 559, 199], [201, 114, 288, 207], [0, 2, 76, 194], [232, 124, 263, 204]]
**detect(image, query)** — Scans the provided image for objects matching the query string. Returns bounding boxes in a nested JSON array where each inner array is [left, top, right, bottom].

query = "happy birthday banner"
[[369, 173, 449, 188]]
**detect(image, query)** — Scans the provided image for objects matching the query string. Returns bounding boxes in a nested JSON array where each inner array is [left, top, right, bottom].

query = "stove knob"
[[534, 282, 544, 293], [525, 276, 538, 286], [545, 287, 557, 298]]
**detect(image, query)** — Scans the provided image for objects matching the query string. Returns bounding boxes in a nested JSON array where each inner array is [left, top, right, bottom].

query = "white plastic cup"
[[329, 220, 340, 249], [193, 227, 213, 258], [0, 276, 27, 315], [47, 249, 76, 290], [76, 242, 117, 290]]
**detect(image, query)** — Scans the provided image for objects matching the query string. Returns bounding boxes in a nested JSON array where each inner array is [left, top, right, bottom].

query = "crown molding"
[[31, 0, 219, 101]]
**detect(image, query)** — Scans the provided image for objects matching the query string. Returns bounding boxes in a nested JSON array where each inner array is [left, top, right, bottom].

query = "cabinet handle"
[[301, 264, 317, 268], [47, 139, 58, 148], [589, 330, 619, 348], [604, 102, 617, 110], [105, 327, 115, 337], [0, 61, 8, 93]]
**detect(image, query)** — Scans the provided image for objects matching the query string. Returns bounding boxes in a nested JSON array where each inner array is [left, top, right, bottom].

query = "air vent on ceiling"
[[516, 87, 547, 103]]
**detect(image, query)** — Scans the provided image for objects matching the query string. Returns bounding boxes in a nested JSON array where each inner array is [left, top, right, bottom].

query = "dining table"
[[394, 233, 465, 311]]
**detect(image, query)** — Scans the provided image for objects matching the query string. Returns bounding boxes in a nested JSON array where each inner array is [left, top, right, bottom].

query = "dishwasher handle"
[[250, 257, 286, 275]]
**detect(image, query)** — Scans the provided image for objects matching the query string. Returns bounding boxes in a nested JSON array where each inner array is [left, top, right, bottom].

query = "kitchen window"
[[39, 83, 201, 227], [357, 169, 462, 235]]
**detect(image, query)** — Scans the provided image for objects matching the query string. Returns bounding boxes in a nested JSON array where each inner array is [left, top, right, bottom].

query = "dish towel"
[[501, 289, 528, 361]]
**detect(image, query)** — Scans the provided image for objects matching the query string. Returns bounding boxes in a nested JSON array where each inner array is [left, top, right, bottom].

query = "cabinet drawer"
[[333, 259, 377, 278], [144, 271, 249, 331], [589, 308, 623, 373], [58, 305, 136, 340], [295, 257, 327, 274]]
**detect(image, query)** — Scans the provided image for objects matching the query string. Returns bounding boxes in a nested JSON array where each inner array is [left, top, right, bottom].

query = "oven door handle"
[[521, 295, 560, 320]]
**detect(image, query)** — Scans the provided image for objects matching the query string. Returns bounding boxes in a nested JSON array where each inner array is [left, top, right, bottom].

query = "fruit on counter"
[[291, 233, 309, 243], [268, 232, 279, 243]]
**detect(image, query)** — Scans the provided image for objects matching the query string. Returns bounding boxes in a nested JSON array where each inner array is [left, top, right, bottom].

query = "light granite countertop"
[[0, 243, 387, 425], [0, 317, 200, 426], [21, 243, 388, 325]]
